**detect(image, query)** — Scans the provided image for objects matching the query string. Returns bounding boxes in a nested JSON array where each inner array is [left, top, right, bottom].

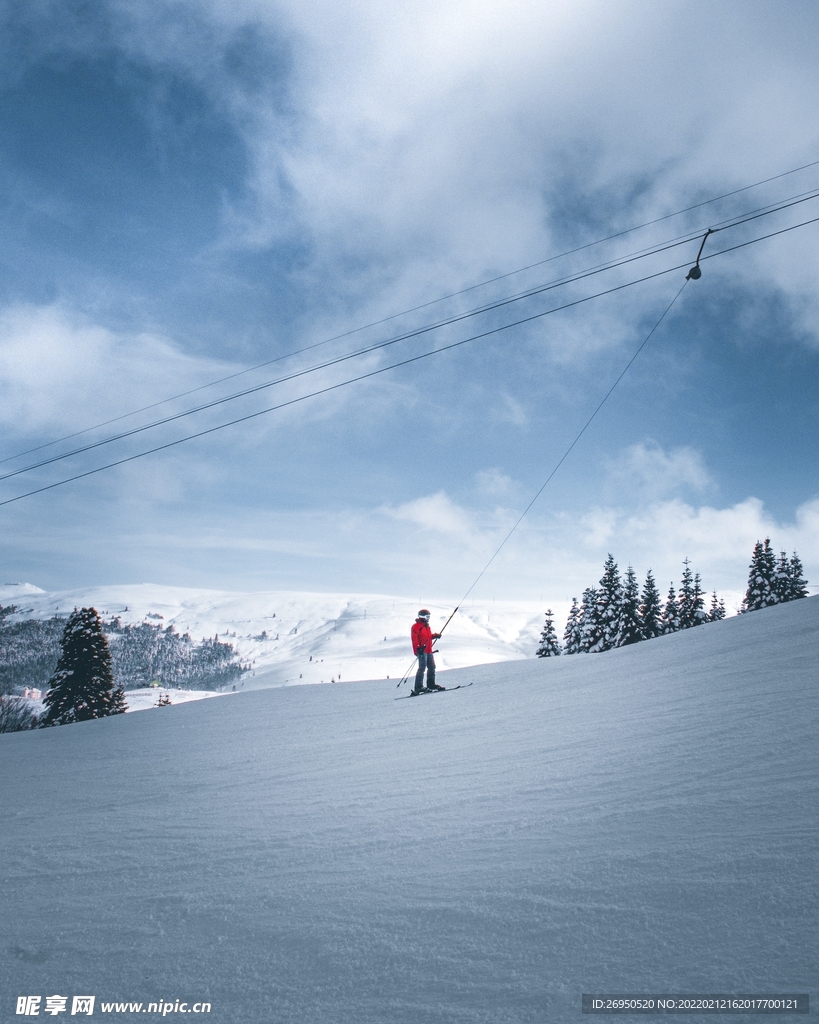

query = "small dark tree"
[[661, 583, 680, 634], [691, 572, 707, 626], [639, 569, 662, 640], [788, 552, 809, 600], [563, 598, 582, 655], [678, 558, 697, 628], [616, 566, 642, 646], [42, 608, 128, 726], [708, 591, 726, 621], [536, 610, 562, 657]]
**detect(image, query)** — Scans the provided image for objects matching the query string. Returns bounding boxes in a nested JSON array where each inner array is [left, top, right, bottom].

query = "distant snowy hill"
[[0, 582, 548, 688], [1, 596, 816, 1023]]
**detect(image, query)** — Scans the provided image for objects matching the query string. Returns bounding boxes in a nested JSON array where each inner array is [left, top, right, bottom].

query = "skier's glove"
[[432, 633, 441, 640]]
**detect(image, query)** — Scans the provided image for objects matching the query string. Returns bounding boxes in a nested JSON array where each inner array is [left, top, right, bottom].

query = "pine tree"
[[42, 608, 127, 725], [563, 598, 582, 655], [110, 683, 129, 714], [661, 583, 680, 633], [616, 566, 642, 646], [536, 610, 562, 657], [578, 587, 601, 653], [691, 572, 707, 626], [742, 538, 777, 611], [595, 554, 622, 652], [708, 591, 726, 621], [773, 550, 791, 603], [788, 552, 809, 600], [678, 558, 696, 628], [639, 569, 662, 640]]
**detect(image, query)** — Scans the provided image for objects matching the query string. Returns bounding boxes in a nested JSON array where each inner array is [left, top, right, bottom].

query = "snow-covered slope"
[[1, 597, 816, 1023], [0, 582, 549, 687]]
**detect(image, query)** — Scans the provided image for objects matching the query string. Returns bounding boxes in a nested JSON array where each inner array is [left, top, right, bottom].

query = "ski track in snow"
[[1, 597, 816, 1023]]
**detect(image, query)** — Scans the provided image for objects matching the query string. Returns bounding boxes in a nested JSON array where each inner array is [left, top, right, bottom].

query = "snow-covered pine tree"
[[578, 587, 601, 653], [42, 608, 128, 725], [708, 591, 726, 621], [692, 572, 707, 626], [742, 538, 777, 611], [616, 566, 642, 646], [773, 550, 791, 604], [562, 598, 582, 655], [787, 552, 809, 600], [678, 559, 696, 628], [594, 554, 622, 652], [639, 569, 662, 640], [661, 583, 680, 633], [536, 610, 562, 657]]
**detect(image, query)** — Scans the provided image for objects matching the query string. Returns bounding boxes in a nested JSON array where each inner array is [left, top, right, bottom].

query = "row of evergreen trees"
[[537, 555, 719, 657], [741, 539, 808, 611], [537, 539, 809, 658]]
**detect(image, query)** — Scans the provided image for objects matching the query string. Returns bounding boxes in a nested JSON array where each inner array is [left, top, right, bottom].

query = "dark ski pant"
[[414, 651, 436, 691]]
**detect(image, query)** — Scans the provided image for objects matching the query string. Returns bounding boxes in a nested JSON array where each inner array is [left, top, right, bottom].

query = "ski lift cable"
[[394, 280, 690, 689], [4, 159, 818, 468], [428, 210, 819, 648], [0, 229, 707, 482], [439, 279, 690, 637], [3, 209, 818, 511], [2, 262, 698, 508], [4, 188, 817, 485]]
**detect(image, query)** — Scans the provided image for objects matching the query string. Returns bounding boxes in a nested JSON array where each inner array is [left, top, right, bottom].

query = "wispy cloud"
[[606, 441, 713, 501]]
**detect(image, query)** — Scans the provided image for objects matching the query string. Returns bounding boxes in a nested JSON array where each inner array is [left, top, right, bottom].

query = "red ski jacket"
[[411, 619, 439, 655]]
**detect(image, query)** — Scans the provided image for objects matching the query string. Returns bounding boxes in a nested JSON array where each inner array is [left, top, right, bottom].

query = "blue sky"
[[1, 0, 818, 612]]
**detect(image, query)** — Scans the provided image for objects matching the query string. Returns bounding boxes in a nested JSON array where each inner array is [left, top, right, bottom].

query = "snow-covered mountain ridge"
[[1, 596, 816, 1022], [0, 582, 547, 687]]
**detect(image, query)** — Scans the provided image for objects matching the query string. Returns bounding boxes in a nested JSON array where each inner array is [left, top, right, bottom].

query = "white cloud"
[[606, 441, 713, 500], [573, 495, 819, 596], [382, 490, 476, 540], [475, 468, 515, 497], [28, 1, 819, 351], [0, 304, 230, 435]]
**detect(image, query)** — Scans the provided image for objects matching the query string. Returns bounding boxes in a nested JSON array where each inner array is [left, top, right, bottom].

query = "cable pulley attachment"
[[686, 228, 714, 280]]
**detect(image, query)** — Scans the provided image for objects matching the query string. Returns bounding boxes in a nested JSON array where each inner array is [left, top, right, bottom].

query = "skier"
[[411, 609, 443, 694]]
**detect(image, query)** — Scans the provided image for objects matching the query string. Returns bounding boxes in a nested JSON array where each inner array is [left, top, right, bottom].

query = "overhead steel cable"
[[4, 209, 819, 509], [4, 158, 818, 468], [397, 202, 819, 672], [395, 276, 692, 687], [4, 187, 818, 485], [0, 232, 703, 482], [444, 279, 691, 620]]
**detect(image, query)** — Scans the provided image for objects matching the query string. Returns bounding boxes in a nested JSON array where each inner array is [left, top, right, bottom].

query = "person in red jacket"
[[411, 609, 443, 694]]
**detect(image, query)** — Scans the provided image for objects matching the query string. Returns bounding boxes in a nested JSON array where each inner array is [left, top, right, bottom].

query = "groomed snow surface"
[[2, 597, 817, 1023]]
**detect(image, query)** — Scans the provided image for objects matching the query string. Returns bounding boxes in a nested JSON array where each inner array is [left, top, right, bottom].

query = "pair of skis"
[[395, 681, 473, 700]]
